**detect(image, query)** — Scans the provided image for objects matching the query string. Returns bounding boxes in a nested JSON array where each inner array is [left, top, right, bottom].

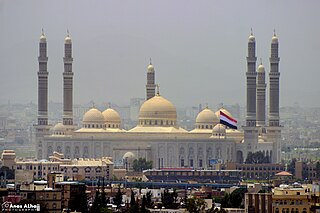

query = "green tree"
[[186, 197, 206, 213], [288, 158, 297, 175], [141, 195, 150, 213], [129, 190, 139, 213], [316, 161, 320, 178], [133, 158, 153, 172], [99, 207, 113, 213], [220, 188, 247, 208], [113, 186, 124, 209], [161, 189, 179, 209], [146, 190, 153, 208], [0, 166, 14, 179], [245, 151, 269, 164], [220, 193, 232, 208]]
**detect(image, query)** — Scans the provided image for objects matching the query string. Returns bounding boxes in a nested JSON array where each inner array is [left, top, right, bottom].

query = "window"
[[181, 159, 184, 167], [190, 159, 194, 167], [199, 159, 203, 168]]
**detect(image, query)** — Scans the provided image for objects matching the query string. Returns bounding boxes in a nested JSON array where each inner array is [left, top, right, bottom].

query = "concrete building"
[[245, 192, 272, 213], [0, 150, 114, 181], [35, 31, 282, 169], [272, 183, 312, 213]]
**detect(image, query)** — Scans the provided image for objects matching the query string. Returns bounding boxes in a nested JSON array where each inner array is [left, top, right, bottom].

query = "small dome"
[[215, 108, 232, 119], [83, 108, 104, 123], [257, 64, 265, 73], [148, 63, 154, 72], [139, 94, 176, 121], [40, 33, 46, 43], [272, 35, 278, 44], [53, 123, 66, 132], [249, 34, 255, 42], [196, 107, 219, 126], [212, 124, 226, 135], [123, 152, 135, 160], [102, 108, 121, 123], [65, 35, 72, 44]]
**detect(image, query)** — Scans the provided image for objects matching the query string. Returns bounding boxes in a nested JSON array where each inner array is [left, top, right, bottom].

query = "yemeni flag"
[[219, 111, 237, 129]]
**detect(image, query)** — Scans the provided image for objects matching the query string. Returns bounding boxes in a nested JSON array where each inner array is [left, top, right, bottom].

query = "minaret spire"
[[38, 30, 48, 125], [268, 31, 281, 163], [35, 30, 51, 160], [242, 30, 259, 161], [269, 31, 280, 126], [146, 59, 156, 100], [63, 30, 74, 126], [256, 59, 266, 126], [246, 29, 257, 126]]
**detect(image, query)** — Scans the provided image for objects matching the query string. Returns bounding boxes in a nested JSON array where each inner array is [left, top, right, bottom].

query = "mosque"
[[34, 30, 282, 169]]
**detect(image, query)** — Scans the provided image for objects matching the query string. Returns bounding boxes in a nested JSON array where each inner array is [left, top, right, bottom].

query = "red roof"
[[275, 171, 293, 176], [160, 168, 193, 171]]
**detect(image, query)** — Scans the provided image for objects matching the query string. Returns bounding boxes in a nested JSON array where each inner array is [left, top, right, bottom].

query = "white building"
[[35, 31, 281, 169]]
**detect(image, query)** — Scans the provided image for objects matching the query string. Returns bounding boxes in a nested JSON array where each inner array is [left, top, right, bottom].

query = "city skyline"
[[1, 0, 320, 107]]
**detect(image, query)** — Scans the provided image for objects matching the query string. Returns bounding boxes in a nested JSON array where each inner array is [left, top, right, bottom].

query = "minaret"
[[268, 31, 281, 163], [256, 60, 266, 126], [35, 30, 51, 160], [269, 31, 280, 127], [146, 59, 156, 100], [246, 30, 257, 127], [38, 30, 49, 126], [242, 30, 259, 161], [63, 31, 74, 126]]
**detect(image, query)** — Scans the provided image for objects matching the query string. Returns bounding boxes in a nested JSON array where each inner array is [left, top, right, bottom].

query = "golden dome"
[[196, 107, 219, 128], [249, 34, 255, 42], [123, 152, 135, 160], [148, 64, 154, 72], [83, 108, 104, 123], [102, 108, 121, 123], [212, 124, 226, 135], [139, 95, 177, 121], [215, 108, 232, 119], [40, 32, 46, 43], [53, 123, 66, 132], [257, 63, 265, 73], [65, 34, 72, 44]]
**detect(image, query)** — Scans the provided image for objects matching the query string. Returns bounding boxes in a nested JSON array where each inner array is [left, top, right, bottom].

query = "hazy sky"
[[1, 0, 320, 108]]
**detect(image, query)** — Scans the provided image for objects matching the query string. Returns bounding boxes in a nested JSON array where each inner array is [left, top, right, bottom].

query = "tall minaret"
[[269, 31, 280, 127], [146, 59, 156, 100], [242, 30, 259, 161], [256, 60, 266, 126], [268, 31, 281, 163], [35, 30, 51, 160], [38, 30, 49, 126], [246, 30, 257, 127], [63, 31, 74, 126]]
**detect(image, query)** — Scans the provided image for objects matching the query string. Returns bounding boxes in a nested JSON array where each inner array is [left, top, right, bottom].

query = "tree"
[[129, 190, 139, 213], [161, 189, 179, 209], [141, 195, 150, 213], [0, 166, 14, 179], [69, 184, 88, 213], [229, 188, 247, 208], [245, 151, 269, 164], [133, 158, 153, 172], [146, 190, 153, 208], [316, 161, 320, 178], [220, 188, 247, 208], [186, 197, 206, 213], [288, 158, 297, 175], [113, 186, 124, 209]]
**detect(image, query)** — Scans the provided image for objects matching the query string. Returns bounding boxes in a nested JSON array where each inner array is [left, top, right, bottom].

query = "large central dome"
[[138, 94, 177, 126]]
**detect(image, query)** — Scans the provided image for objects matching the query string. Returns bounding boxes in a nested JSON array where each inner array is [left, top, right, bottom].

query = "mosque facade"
[[34, 31, 281, 169]]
